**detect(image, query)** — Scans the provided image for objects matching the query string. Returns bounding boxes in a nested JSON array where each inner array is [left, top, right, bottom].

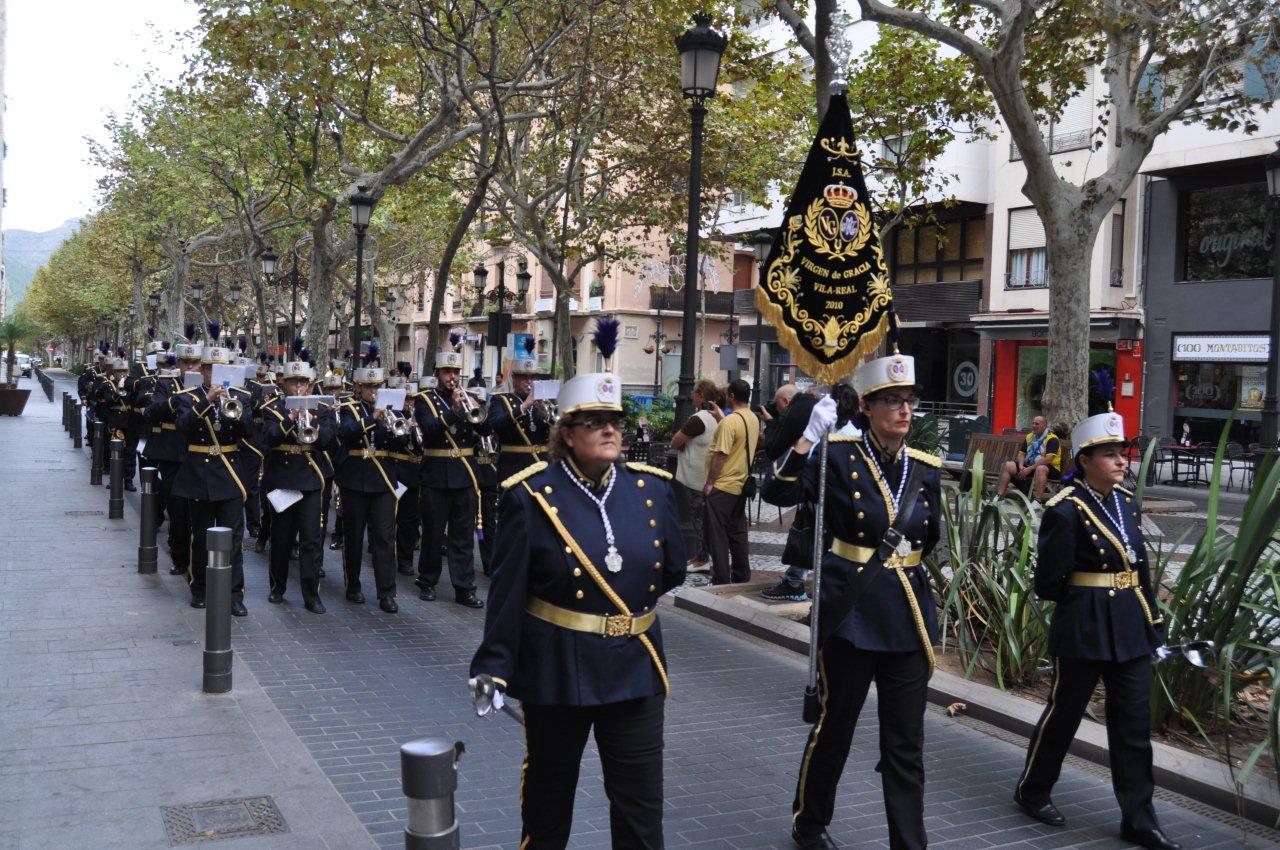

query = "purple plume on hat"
[[163, 354, 177, 367], [146, 326, 155, 340], [116, 347, 126, 359], [448, 331, 461, 350], [184, 323, 196, 343], [161, 340, 171, 351], [207, 321, 221, 342], [291, 336, 303, 358], [99, 341, 109, 355], [887, 301, 900, 349], [397, 361, 412, 378], [363, 342, 380, 367], [521, 335, 536, 356], [342, 348, 352, 360], [593, 317, 619, 361], [300, 347, 312, 366]]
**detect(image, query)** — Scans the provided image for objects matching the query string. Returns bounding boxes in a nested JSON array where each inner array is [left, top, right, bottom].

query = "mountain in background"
[[4, 218, 81, 307]]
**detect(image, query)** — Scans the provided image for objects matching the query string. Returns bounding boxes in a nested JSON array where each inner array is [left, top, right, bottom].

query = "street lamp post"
[[649, 319, 668, 398], [673, 13, 727, 428], [1260, 142, 1280, 446], [228, 280, 243, 345], [261, 249, 279, 351], [473, 263, 489, 379], [750, 230, 774, 403], [349, 188, 376, 373], [515, 259, 532, 373]]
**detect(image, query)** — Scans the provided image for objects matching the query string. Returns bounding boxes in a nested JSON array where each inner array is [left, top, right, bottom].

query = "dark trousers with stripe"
[[1016, 655, 1157, 831], [188, 497, 246, 600], [478, 484, 497, 575], [339, 487, 396, 599], [268, 489, 322, 602], [395, 484, 421, 574], [793, 638, 929, 850], [521, 696, 664, 849], [154, 459, 190, 570], [418, 486, 477, 592]]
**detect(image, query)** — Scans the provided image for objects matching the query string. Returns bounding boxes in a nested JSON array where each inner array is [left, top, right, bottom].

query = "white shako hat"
[[111, 350, 130, 371], [352, 342, 384, 385], [418, 375, 438, 391], [385, 373, 405, 389], [175, 323, 202, 362], [200, 321, 232, 365], [434, 350, 463, 370], [281, 360, 315, 381], [144, 327, 163, 355], [1071, 409, 1126, 453], [511, 356, 539, 375], [557, 317, 622, 415], [321, 372, 345, 389], [848, 307, 917, 397]]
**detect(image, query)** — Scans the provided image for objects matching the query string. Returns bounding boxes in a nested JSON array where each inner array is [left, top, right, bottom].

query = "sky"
[[4, 0, 200, 234]]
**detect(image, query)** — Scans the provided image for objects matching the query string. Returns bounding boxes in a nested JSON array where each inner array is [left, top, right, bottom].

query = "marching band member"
[[470, 318, 686, 848], [762, 348, 942, 850], [1014, 410, 1178, 850], [260, 352, 334, 613], [137, 333, 176, 539], [94, 349, 139, 488], [321, 358, 350, 554], [335, 345, 402, 613], [147, 330, 202, 576], [487, 345, 553, 488], [387, 363, 425, 577], [412, 343, 487, 609], [169, 326, 254, 615], [248, 351, 282, 552]]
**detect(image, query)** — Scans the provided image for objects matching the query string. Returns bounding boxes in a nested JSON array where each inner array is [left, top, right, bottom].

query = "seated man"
[[997, 415, 1061, 501]]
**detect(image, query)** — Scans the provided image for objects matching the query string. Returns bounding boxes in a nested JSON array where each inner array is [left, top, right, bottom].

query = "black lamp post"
[[1260, 141, 1280, 446], [349, 187, 375, 372], [649, 320, 668, 398], [473, 263, 489, 377], [260, 248, 279, 347], [227, 279, 243, 344], [673, 13, 727, 427], [148, 292, 161, 331], [128, 305, 137, 358], [751, 230, 774, 403]]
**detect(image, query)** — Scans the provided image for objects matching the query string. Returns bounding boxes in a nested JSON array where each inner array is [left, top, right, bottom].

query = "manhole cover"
[[64, 510, 104, 516], [160, 796, 288, 845]]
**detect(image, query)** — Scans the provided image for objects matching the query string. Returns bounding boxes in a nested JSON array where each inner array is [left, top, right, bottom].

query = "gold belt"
[[830, 537, 923, 567], [501, 444, 548, 454], [1069, 570, 1139, 589], [272, 444, 314, 454], [378, 451, 420, 462], [526, 597, 657, 637], [151, 423, 176, 432], [187, 444, 239, 456], [348, 448, 379, 459], [423, 447, 475, 458]]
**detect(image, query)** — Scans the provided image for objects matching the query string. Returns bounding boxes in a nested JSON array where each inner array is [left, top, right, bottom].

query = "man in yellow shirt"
[[997, 415, 1062, 502], [703, 379, 760, 585]]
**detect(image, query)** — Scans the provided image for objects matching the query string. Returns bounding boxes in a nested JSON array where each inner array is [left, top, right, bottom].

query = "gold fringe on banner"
[[755, 283, 888, 386]]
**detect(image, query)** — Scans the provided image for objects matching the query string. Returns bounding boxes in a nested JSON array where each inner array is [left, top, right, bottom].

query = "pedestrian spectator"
[[467, 367, 486, 388], [632, 416, 654, 444], [1178, 420, 1193, 447], [997, 415, 1062, 501], [671, 379, 723, 572], [762, 383, 860, 602], [703, 378, 760, 585]]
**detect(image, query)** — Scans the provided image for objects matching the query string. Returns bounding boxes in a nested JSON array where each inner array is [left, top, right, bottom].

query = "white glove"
[[801, 396, 838, 444], [468, 674, 505, 717]]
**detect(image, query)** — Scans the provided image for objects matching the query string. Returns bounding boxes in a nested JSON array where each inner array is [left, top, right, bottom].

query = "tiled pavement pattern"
[[4, 373, 1276, 850]]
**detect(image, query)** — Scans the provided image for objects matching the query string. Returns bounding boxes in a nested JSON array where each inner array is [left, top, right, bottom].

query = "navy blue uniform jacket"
[[170, 385, 255, 502], [470, 460, 687, 706], [260, 396, 337, 493], [1035, 483, 1163, 662], [761, 434, 941, 652]]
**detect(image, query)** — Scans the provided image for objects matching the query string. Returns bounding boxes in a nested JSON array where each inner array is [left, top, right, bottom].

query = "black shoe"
[[124, 481, 137, 492], [190, 597, 205, 609], [419, 586, 436, 601], [231, 598, 248, 617], [379, 596, 398, 614], [455, 590, 484, 609], [761, 579, 808, 602], [1013, 792, 1065, 827], [328, 537, 343, 551], [791, 827, 838, 849], [268, 592, 284, 604], [1121, 827, 1180, 850], [397, 566, 416, 576], [253, 538, 268, 553], [305, 598, 326, 614], [170, 566, 186, 576], [346, 590, 365, 603], [247, 525, 261, 539]]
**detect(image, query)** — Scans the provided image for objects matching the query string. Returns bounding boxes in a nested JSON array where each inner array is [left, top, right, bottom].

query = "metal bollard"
[[401, 738, 465, 850], [62, 392, 70, 431], [72, 403, 83, 449], [203, 526, 234, 694], [90, 420, 105, 486], [108, 438, 125, 519], [138, 467, 159, 573]]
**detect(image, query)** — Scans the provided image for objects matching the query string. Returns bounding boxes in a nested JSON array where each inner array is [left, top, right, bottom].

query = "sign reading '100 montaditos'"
[[755, 92, 891, 384], [1172, 334, 1270, 363]]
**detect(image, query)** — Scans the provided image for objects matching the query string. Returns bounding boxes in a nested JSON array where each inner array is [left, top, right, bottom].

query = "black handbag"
[[736, 411, 759, 500]]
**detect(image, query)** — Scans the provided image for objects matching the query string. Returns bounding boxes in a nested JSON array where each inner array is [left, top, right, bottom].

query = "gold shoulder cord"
[[199, 399, 248, 502], [425, 392, 485, 531], [500, 394, 540, 461], [853, 443, 935, 675], [356, 403, 399, 498], [523, 482, 670, 697], [1067, 497, 1158, 627]]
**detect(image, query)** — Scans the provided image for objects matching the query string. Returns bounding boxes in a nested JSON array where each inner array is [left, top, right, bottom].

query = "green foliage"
[[907, 413, 941, 456]]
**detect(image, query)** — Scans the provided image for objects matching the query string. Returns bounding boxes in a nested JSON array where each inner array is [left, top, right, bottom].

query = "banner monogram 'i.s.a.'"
[[755, 92, 891, 384]]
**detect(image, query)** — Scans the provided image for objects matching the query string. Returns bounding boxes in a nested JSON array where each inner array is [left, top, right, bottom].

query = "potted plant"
[[0, 313, 38, 415]]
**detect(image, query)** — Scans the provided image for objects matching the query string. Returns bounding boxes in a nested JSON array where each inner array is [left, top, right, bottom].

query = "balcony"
[[892, 279, 982, 325], [1010, 128, 1091, 162], [650, 288, 734, 314], [1005, 270, 1048, 289]]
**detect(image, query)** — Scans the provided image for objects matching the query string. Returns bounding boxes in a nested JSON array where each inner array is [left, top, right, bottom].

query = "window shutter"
[[1008, 208, 1046, 250], [1053, 79, 1093, 138]]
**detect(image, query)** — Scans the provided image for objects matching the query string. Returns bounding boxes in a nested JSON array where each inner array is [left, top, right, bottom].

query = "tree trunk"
[[554, 286, 573, 379], [427, 175, 493, 364], [303, 213, 340, 363], [814, 0, 837, 119], [164, 251, 191, 341], [1040, 214, 1104, 430], [131, 259, 146, 354]]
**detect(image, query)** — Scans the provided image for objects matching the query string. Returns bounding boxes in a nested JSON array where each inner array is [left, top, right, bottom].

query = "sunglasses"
[[873, 394, 920, 411], [572, 414, 625, 432]]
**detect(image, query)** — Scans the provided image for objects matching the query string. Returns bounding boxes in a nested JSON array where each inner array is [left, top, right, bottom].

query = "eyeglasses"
[[874, 394, 920, 411], [573, 415, 625, 432]]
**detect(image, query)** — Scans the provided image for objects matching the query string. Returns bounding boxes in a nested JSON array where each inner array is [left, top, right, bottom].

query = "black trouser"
[[674, 482, 708, 563], [268, 489, 322, 602], [245, 475, 263, 533], [793, 639, 929, 850], [395, 484, 421, 574], [419, 486, 476, 592], [321, 477, 334, 534], [704, 488, 750, 584], [339, 487, 396, 598], [188, 497, 246, 600], [257, 485, 273, 542], [1017, 654, 1157, 832], [478, 484, 497, 575], [154, 459, 190, 569], [522, 696, 664, 849]]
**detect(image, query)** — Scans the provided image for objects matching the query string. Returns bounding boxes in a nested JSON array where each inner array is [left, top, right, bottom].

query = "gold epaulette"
[[829, 433, 860, 443], [1115, 484, 1133, 496], [173, 386, 199, 397], [502, 460, 548, 490], [907, 447, 941, 468], [625, 461, 672, 480], [1045, 484, 1075, 508]]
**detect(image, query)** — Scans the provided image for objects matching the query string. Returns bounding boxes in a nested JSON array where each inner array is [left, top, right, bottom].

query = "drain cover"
[[161, 796, 288, 845]]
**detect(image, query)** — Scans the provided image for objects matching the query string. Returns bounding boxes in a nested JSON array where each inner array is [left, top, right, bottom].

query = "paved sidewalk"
[[0, 378, 374, 850], [3, 373, 1277, 849]]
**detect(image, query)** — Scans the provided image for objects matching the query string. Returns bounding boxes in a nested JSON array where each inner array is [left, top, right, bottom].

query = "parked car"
[[16, 354, 31, 377]]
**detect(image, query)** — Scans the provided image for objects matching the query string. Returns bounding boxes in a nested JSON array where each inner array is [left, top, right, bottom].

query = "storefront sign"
[[952, 361, 978, 398], [1172, 334, 1270, 363]]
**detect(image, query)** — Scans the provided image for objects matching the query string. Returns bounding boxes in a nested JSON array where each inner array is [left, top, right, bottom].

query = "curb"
[[671, 586, 1280, 829]]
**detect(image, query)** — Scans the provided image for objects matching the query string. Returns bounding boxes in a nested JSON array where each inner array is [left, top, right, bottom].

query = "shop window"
[[1173, 362, 1265, 427], [890, 215, 985, 285], [1181, 182, 1271, 282]]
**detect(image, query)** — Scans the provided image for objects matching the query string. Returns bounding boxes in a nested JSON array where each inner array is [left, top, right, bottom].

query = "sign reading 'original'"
[[1172, 334, 1270, 363]]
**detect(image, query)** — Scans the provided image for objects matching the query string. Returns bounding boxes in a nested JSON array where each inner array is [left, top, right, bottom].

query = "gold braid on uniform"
[[1066, 496, 1158, 628], [1044, 484, 1075, 508], [854, 442, 936, 676], [906, 447, 942, 468], [624, 461, 671, 480], [502, 461, 547, 490]]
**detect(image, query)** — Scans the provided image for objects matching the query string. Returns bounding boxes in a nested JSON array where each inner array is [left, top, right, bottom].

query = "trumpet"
[[220, 394, 244, 421], [532, 398, 559, 425], [456, 387, 487, 425], [297, 408, 319, 444], [386, 406, 411, 437]]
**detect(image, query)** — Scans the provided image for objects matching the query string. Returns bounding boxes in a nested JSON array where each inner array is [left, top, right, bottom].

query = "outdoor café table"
[[1163, 445, 1206, 486]]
